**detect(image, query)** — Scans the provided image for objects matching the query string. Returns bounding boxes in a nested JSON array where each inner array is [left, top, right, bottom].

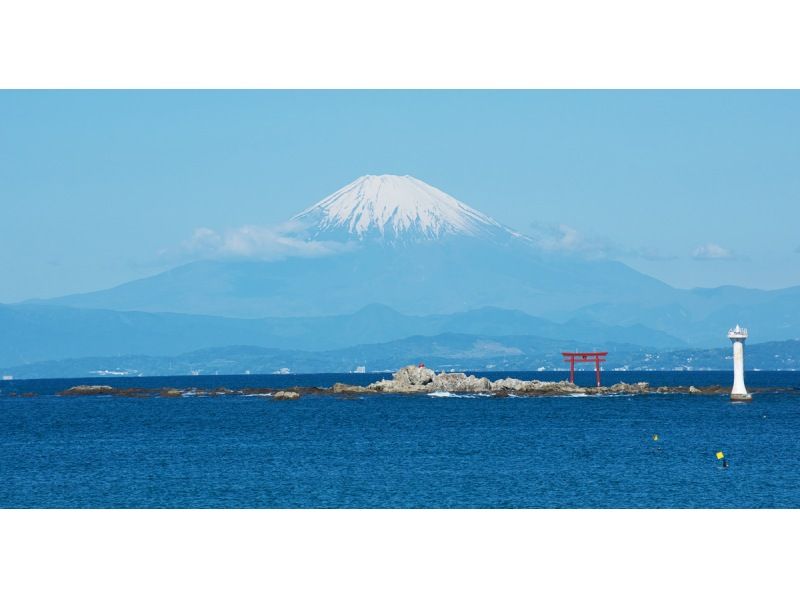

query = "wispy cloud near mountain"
[[168, 222, 355, 262], [692, 242, 735, 260], [529, 222, 674, 261]]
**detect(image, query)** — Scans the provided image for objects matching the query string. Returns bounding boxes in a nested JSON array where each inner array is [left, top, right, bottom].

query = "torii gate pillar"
[[561, 352, 608, 387]]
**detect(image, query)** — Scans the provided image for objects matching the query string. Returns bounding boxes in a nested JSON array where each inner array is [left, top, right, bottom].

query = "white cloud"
[[163, 222, 355, 262], [529, 222, 674, 261], [692, 242, 735, 261], [530, 223, 609, 257]]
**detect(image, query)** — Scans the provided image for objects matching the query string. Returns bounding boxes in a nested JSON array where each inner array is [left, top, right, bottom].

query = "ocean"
[[2, 371, 799, 508]]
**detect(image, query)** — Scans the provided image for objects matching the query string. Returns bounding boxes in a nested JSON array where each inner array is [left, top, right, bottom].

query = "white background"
[[2, 1, 799, 596], [2, 0, 799, 88]]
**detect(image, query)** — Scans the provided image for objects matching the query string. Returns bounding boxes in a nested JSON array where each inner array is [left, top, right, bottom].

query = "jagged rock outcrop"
[[367, 366, 495, 393], [490, 377, 582, 394], [273, 391, 300, 400], [604, 382, 650, 394], [429, 372, 493, 393], [394, 365, 435, 386], [367, 365, 435, 392], [332, 383, 375, 393], [60, 385, 114, 396]]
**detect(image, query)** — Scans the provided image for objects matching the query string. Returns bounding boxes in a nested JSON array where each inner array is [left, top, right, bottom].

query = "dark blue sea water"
[[2, 371, 799, 508]]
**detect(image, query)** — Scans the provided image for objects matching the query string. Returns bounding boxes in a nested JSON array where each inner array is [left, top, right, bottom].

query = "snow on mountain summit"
[[292, 175, 516, 242]]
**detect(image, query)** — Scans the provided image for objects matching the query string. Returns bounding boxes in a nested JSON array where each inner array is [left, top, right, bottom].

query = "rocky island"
[[331, 365, 727, 396], [40, 365, 756, 400]]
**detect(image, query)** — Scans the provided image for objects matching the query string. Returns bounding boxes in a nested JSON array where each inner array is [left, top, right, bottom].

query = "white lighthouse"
[[727, 324, 751, 400]]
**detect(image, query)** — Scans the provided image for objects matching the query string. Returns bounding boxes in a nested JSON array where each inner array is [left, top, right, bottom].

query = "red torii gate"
[[561, 351, 608, 387]]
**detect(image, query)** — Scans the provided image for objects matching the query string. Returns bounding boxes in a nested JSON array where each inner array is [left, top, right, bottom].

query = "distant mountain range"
[[0, 302, 685, 368], [6, 174, 800, 376]]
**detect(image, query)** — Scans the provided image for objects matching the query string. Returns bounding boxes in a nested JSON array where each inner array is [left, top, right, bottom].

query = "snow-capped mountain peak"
[[292, 174, 516, 242]]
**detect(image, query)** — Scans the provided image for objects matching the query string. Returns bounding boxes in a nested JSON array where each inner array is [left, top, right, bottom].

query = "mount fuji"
[[36, 174, 665, 315], [291, 174, 520, 244], [29, 174, 800, 347]]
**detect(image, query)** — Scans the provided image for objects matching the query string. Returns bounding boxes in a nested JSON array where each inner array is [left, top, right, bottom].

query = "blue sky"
[[1, 90, 798, 302]]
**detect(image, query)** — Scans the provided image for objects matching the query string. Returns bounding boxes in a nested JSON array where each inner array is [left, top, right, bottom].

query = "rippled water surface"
[[2, 371, 799, 508]]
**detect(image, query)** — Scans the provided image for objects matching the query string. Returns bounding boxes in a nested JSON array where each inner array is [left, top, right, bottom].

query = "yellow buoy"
[[716, 451, 725, 460], [652, 434, 659, 441]]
